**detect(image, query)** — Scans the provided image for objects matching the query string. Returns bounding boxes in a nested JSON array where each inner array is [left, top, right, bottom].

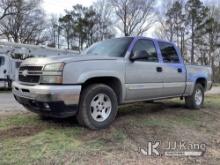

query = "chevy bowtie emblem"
[[22, 70, 28, 77]]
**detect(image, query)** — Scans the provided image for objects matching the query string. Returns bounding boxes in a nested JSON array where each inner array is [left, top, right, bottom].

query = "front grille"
[[19, 65, 43, 84], [19, 75, 40, 83], [19, 66, 43, 71]]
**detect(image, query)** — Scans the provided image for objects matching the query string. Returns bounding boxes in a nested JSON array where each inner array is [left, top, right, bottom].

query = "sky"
[[42, 0, 220, 15], [42, 0, 219, 38], [42, 0, 96, 15], [41, 0, 157, 37]]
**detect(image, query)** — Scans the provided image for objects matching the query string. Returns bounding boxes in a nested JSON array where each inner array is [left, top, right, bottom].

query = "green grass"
[[111, 129, 127, 142], [0, 95, 220, 164], [0, 127, 127, 164], [166, 95, 220, 110], [0, 128, 82, 165], [0, 115, 40, 129], [136, 110, 201, 128], [0, 114, 128, 164], [205, 95, 220, 109], [121, 95, 220, 128]]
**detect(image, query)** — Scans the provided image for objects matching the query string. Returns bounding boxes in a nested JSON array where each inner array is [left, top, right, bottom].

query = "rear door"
[[125, 39, 164, 101], [158, 42, 186, 97]]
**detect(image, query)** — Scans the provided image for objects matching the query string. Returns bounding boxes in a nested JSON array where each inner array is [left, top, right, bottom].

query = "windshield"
[[83, 37, 133, 57]]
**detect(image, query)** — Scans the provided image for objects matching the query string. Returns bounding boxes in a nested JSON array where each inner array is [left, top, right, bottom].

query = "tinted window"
[[159, 42, 180, 63], [83, 37, 133, 57], [16, 61, 22, 68], [0, 57, 5, 66], [132, 39, 158, 62]]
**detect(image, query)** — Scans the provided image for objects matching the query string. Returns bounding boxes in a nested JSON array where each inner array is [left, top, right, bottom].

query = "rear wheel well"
[[82, 77, 122, 104], [196, 78, 207, 89]]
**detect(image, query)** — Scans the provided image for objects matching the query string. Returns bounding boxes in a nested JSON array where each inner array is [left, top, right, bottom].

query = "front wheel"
[[185, 83, 204, 109], [77, 84, 118, 130]]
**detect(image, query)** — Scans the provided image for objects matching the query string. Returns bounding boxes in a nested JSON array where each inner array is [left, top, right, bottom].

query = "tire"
[[7, 80, 12, 89], [185, 83, 204, 109], [77, 84, 118, 130], [145, 100, 154, 103], [39, 115, 52, 120]]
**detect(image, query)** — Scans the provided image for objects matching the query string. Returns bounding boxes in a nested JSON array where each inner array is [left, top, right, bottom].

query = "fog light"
[[43, 103, 50, 109]]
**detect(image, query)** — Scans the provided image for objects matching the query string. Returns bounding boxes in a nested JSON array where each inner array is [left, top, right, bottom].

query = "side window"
[[158, 42, 180, 63], [0, 57, 5, 66], [16, 61, 22, 68], [132, 39, 158, 62]]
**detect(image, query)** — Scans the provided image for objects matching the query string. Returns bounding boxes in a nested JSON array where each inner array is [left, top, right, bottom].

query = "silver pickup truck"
[[12, 37, 212, 129]]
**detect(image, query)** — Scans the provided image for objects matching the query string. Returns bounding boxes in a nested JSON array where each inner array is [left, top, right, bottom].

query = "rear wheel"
[[77, 84, 118, 130], [185, 83, 204, 109]]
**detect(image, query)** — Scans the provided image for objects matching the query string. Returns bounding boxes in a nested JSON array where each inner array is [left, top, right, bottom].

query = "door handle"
[[156, 67, 163, 72], [177, 68, 182, 73]]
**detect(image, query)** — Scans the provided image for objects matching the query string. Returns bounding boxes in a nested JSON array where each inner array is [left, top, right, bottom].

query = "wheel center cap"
[[98, 105, 103, 110]]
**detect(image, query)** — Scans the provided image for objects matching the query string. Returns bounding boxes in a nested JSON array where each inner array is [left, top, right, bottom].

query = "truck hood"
[[21, 55, 118, 66]]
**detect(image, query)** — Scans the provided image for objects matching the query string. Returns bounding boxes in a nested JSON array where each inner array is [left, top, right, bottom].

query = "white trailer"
[[0, 54, 21, 88], [0, 42, 78, 89]]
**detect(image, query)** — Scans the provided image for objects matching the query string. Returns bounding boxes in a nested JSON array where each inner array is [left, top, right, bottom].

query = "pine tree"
[[185, 0, 209, 64], [165, 1, 186, 57]]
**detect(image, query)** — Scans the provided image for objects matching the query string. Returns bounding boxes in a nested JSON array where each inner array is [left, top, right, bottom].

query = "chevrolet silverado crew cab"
[[12, 37, 213, 129]]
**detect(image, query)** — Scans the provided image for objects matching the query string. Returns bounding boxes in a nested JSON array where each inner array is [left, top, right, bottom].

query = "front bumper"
[[12, 81, 81, 118]]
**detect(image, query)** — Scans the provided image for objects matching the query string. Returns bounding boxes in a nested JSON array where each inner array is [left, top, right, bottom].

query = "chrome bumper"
[[12, 81, 81, 105]]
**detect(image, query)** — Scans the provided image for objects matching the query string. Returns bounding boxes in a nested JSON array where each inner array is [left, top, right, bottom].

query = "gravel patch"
[[0, 92, 26, 112], [206, 87, 220, 95]]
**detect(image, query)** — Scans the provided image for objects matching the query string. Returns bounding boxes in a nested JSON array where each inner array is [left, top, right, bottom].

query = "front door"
[[125, 39, 164, 101]]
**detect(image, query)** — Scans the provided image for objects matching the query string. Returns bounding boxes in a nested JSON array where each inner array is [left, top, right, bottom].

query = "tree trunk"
[[58, 29, 60, 49], [218, 62, 220, 77], [123, 4, 128, 36], [191, 19, 195, 64], [14, 35, 19, 43], [180, 31, 185, 57], [211, 56, 215, 82]]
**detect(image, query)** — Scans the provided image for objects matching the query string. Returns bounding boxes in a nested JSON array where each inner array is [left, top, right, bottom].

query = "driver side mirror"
[[130, 50, 149, 61]]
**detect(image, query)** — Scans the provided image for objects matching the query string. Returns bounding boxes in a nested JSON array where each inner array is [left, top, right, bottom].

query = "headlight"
[[43, 63, 64, 71], [40, 75, 63, 84], [40, 63, 64, 84]]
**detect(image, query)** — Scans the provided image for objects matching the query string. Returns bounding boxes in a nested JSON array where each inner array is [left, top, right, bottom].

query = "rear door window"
[[158, 42, 180, 63]]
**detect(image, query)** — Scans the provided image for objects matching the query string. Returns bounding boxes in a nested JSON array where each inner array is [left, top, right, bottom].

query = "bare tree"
[[92, 0, 115, 40], [110, 0, 156, 36], [0, 0, 16, 20], [47, 15, 62, 48], [154, 1, 175, 41], [59, 14, 73, 49], [0, 0, 47, 44]]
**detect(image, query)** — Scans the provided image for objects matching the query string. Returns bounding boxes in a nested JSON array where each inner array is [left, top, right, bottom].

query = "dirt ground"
[[0, 88, 220, 165]]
